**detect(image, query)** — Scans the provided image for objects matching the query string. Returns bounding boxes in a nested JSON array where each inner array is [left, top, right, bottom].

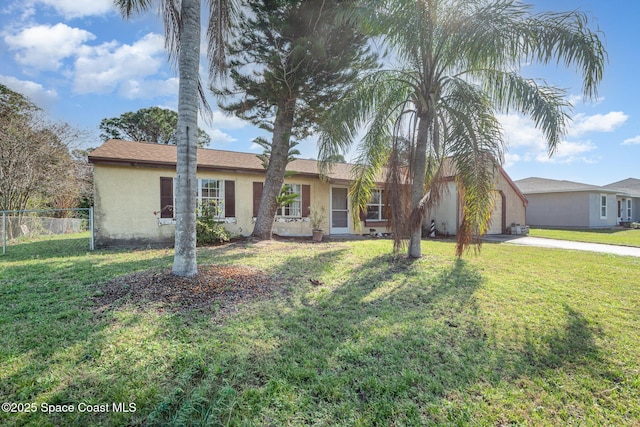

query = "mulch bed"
[[94, 264, 281, 315]]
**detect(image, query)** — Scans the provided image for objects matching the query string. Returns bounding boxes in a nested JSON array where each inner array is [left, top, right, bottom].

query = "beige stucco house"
[[88, 139, 527, 247]]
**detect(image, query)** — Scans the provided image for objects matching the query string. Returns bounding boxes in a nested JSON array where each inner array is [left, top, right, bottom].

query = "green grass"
[[1, 237, 639, 426], [529, 227, 640, 247]]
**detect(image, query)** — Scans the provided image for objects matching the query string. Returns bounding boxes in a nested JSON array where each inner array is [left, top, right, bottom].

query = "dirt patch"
[[94, 264, 281, 315]]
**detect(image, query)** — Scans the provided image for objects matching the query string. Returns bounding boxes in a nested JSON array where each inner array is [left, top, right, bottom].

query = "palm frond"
[[206, 0, 239, 80], [478, 70, 571, 155], [317, 71, 412, 176], [439, 77, 504, 255]]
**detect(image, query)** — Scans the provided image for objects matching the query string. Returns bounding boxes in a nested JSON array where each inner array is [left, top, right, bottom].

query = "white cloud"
[[498, 113, 600, 166], [210, 110, 247, 130], [569, 111, 628, 136], [0, 74, 58, 108], [33, 0, 114, 19], [209, 129, 237, 144], [503, 153, 521, 168], [566, 94, 605, 107], [73, 33, 166, 94], [622, 136, 640, 145], [536, 140, 598, 164], [4, 23, 95, 72], [118, 78, 179, 99], [497, 113, 545, 151]]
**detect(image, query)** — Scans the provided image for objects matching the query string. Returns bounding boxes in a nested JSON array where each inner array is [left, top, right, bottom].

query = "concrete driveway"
[[482, 235, 640, 258]]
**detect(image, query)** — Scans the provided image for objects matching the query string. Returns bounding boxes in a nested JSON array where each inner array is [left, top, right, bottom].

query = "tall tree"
[[318, 0, 606, 258], [99, 106, 211, 147], [218, 0, 377, 239], [115, 0, 236, 276], [0, 84, 83, 213]]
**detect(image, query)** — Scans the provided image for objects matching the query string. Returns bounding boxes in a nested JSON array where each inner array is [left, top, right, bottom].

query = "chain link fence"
[[1, 208, 94, 257]]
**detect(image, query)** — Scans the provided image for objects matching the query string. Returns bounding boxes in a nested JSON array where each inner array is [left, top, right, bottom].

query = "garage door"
[[486, 192, 503, 235]]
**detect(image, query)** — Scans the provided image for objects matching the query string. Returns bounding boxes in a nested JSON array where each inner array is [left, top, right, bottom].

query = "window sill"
[[251, 217, 310, 223], [158, 217, 237, 226], [364, 219, 389, 227]]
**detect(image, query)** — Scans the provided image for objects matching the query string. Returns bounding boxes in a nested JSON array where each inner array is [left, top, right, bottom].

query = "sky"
[[0, 0, 638, 187]]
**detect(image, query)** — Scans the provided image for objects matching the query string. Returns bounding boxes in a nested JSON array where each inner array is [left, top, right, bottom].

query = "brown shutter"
[[301, 184, 311, 217], [253, 182, 263, 217], [381, 189, 390, 220], [224, 180, 235, 217], [160, 177, 174, 218]]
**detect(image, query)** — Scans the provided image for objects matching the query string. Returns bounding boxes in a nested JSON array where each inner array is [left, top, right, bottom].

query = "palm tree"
[[114, 0, 236, 276], [318, 0, 606, 258]]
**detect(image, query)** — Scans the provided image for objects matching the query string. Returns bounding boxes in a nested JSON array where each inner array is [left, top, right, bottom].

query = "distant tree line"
[[0, 84, 92, 214]]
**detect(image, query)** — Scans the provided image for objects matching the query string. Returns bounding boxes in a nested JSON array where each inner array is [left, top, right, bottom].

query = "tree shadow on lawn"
[[2, 242, 628, 426], [143, 250, 627, 425], [0, 249, 175, 426]]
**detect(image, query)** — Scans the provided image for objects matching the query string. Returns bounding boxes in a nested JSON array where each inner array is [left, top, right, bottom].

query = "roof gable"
[[603, 178, 640, 196], [515, 177, 619, 194]]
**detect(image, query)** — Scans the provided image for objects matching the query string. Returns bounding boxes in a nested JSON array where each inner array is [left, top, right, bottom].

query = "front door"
[[330, 187, 349, 234]]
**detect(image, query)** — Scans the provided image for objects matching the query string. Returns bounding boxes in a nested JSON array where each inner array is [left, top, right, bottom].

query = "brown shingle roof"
[[88, 139, 355, 182]]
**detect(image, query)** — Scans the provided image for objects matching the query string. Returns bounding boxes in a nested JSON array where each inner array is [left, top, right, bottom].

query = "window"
[[600, 194, 607, 219], [366, 189, 387, 221], [199, 179, 224, 217], [160, 178, 235, 220], [278, 184, 302, 217], [627, 199, 633, 220]]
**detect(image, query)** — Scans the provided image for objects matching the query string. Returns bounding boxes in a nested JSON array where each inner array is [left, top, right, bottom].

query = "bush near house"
[[196, 204, 231, 245]]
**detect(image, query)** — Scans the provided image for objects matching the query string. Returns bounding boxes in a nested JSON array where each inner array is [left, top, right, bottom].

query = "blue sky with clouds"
[[1, 0, 638, 186]]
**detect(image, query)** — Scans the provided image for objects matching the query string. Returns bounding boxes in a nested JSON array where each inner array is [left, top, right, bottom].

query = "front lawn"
[[1, 238, 639, 426], [529, 227, 640, 247]]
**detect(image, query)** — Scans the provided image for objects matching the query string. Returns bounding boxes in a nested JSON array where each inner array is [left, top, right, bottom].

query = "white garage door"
[[487, 192, 503, 235]]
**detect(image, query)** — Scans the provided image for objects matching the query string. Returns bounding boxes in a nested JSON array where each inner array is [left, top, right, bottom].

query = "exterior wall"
[[94, 162, 527, 246], [496, 173, 527, 228], [634, 198, 640, 222], [93, 164, 337, 247], [525, 192, 591, 228], [587, 193, 618, 228], [426, 180, 458, 236], [424, 171, 527, 236], [525, 191, 618, 228], [93, 164, 177, 247]]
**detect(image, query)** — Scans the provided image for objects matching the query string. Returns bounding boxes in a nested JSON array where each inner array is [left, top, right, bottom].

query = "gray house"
[[515, 177, 638, 228], [603, 178, 640, 223]]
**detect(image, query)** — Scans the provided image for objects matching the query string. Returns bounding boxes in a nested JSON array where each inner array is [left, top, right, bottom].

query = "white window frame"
[[366, 189, 387, 221], [198, 179, 224, 218], [600, 194, 607, 219], [278, 183, 302, 218], [627, 199, 632, 220]]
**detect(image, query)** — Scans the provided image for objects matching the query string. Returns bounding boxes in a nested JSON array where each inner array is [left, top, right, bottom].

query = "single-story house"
[[603, 178, 640, 224], [515, 177, 640, 228], [88, 139, 526, 247]]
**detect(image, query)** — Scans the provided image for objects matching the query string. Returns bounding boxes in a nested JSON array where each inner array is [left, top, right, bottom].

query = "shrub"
[[631, 222, 640, 229], [196, 204, 231, 245]]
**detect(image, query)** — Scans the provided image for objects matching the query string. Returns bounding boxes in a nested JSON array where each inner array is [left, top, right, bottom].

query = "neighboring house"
[[603, 178, 640, 224], [88, 139, 526, 247], [515, 177, 640, 228]]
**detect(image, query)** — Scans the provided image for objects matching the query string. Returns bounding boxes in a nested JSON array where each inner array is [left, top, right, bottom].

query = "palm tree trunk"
[[172, 0, 200, 277], [252, 100, 295, 239], [408, 114, 430, 258]]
